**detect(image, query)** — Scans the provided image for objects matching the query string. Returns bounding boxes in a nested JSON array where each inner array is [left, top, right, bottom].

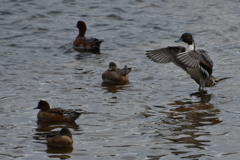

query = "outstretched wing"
[[176, 49, 213, 74], [146, 46, 186, 63], [146, 46, 188, 72]]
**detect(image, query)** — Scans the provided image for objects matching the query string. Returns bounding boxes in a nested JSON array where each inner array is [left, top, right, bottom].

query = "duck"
[[34, 100, 84, 122], [73, 20, 103, 51], [102, 62, 131, 84], [146, 33, 215, 91], [46, 128, 73, 147]]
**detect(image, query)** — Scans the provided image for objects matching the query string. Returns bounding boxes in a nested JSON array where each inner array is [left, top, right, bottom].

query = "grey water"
[[0, 0, 240, 159]]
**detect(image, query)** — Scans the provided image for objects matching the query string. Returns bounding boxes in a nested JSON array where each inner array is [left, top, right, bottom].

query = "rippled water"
[[1, 0, 240, 159]]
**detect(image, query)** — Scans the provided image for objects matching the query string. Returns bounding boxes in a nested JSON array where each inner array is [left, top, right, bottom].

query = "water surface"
[[0, 0, 240, 159]]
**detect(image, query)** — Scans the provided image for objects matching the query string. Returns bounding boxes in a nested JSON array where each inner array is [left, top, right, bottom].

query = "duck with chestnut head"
[[73, 20, 103, 51]]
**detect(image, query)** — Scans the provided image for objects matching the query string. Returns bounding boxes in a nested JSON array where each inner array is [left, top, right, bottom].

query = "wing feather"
[[146, 46, 186, 63]]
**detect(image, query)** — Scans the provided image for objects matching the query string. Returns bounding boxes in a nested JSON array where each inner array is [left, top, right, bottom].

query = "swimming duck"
[[146, 33, 214, 91], [73, 20, 103, 51], [102, 62, 131, 84], [46, 128, 73, 147], [34, 100, 83, 122]]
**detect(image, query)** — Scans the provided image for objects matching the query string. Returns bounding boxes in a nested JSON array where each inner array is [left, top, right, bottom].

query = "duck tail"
[[124, 65, 131, 74], [214, 77, 231, 83]]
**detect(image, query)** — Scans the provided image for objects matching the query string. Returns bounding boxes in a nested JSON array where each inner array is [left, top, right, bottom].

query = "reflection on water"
[[101, 82, 131, 93], [75, 51, 101, 60], [142, 91, 221, 158], [47, 146, 73, 154], [167, 91, 220, 148], [190, 90, 212, 104], [75, 49, 101, 55], [48, 154, 71, 159], [1, 0, 239, 159], [35, 121, 80, 132]]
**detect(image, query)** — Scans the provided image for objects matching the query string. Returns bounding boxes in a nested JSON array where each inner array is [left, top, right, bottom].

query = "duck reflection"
[[165, 91, 220, 150], [75, 51, 101, 60], [35, 121, 79, 132], [47, 146, 73, 158], [48, 154, 71, 159], [190, 90, 212, 104], [143, 90, 221, 157], [101, 81, 130, 93]]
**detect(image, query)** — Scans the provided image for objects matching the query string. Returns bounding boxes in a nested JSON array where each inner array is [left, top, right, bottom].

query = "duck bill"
[[33, 106, 39, 110], [175, 39, 182, 43]]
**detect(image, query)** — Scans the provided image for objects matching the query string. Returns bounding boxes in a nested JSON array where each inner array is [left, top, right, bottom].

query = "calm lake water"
[[1, 0, 240, 159]]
